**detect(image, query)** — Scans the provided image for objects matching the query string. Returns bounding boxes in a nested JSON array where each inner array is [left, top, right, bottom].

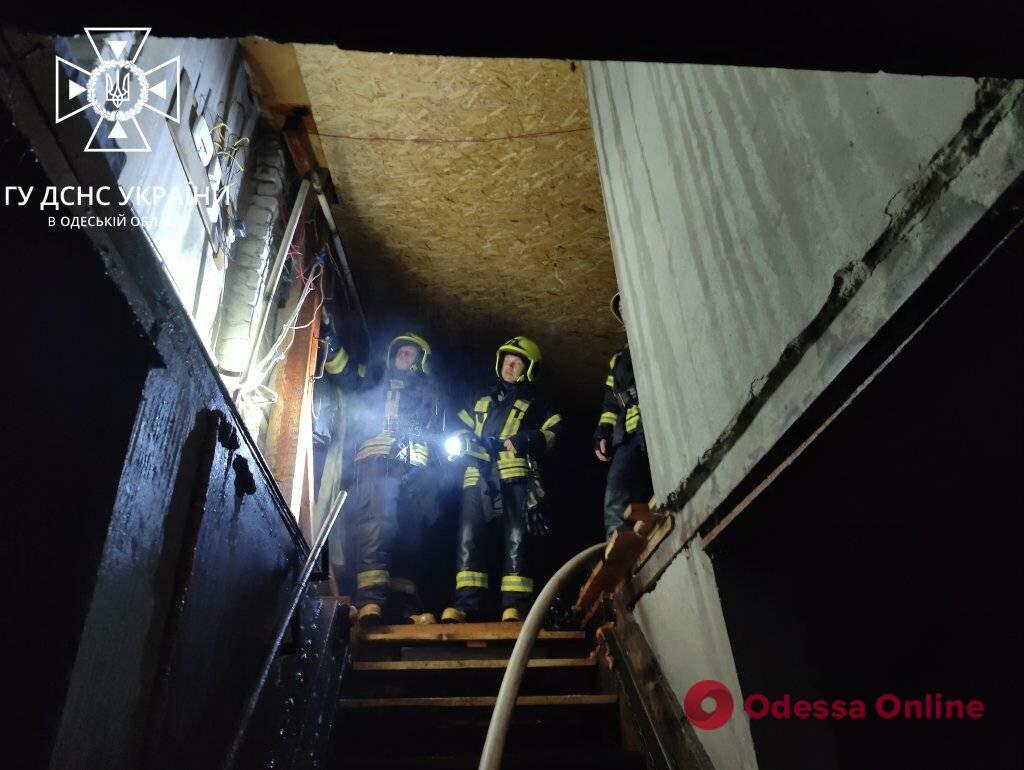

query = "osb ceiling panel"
[[294, 47, 621, 406]]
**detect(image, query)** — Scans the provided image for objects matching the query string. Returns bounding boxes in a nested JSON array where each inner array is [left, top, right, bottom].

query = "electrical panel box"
[[191, 115, 215, 167]]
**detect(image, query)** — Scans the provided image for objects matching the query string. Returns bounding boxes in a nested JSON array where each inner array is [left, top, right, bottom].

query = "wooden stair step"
[[623, 502, 653, 522], [345, 658, 599, 697], [338, 694, 616, 709], [352, 658, 594, 672], [332, 693, 620, 758], [357, 621, 584, 644], [340, 749, 645, 769], [573, 529, 646, 612]]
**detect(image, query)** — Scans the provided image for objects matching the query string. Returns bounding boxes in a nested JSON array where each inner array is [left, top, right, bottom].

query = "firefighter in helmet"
[[595, 292, 654, 540], [324, 329, 443, 625], [441, 336, 563, 623]]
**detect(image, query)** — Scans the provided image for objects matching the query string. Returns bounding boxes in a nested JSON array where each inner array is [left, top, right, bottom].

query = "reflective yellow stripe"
[[325, 346, 349, 374], [473, 397, 491, 437], [408, 442, 429, 466], [605, 375, 614, 388], [542, 429, 556, 448], [599, 411, 617, 426], [498, 399, 530, 439], [458, 409, 475, 428], [356, 434, 396, 462], [456, 570, 489, 589], [500, 575, 534, 593], [498, 468, 528, 480], [625, 405, 640, 432], [390, 577, 417, 596], [540, 413, 561, 431], [463, 466, 481, 488], [496, 458, 528, 472], [357, 569, 390, 588]]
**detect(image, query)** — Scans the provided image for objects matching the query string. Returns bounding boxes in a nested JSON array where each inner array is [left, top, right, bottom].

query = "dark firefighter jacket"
[[594, 344, 643, 450], [454, 380, 563, 489], [324, 338, 443, 486]]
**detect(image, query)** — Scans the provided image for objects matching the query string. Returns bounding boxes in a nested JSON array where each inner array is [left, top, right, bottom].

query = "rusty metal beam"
[[264, 255, 322, 541]]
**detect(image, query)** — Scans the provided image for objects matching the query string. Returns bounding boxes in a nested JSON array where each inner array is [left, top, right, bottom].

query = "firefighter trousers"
[[604, 433, 654, 540], [350, 456, 436, 620], [453, 478, 534, 618]]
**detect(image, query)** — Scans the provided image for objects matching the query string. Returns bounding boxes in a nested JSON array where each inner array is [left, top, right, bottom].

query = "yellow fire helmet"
[[386, 333, 432, 374], [495, 336, 542, 382], [610, 291, 623, 324]]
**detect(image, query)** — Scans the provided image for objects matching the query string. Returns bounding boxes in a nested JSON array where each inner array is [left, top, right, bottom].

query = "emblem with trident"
[[105, 70, 131, 109]]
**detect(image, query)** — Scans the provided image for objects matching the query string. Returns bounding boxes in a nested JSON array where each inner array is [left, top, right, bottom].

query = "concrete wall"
[[584, 62, 1023, 518], [584, 62, 1024, 767], [634, 541, 758, 769]]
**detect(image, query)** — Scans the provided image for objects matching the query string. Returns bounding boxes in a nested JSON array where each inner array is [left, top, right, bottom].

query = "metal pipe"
[[237, 176, 311, 393], [478, 542, 605, 770], [311, 171, 372, 349], [221, 489, 347, 770]]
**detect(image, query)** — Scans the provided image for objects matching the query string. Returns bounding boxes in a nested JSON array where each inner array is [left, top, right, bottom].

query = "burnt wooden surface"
[[265, 249, 323, 540], [0, 88, 160, 769], [238, 595, 349, 769], [0, 31, 344, 770], [603, 598, 716, 770]]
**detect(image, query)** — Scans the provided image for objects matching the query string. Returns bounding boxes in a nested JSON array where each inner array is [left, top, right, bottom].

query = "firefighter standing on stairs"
[[442, 337, 563, 623], [324, 329, 443, 626], [595, 292, 654, 540]]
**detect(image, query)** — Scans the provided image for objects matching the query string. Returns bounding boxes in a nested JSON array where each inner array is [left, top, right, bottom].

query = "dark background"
[[710, 215, 1023, 768], [3, 13, 1023, 769]]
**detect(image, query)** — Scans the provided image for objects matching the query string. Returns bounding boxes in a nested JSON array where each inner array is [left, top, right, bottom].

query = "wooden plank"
[[353, 658, 594, 672], [300, 414, 315, 539], [608, 594, 716, 769], [573, 529, 646, 613], [605, 529, 646, 569], [283, 117, 316, 179], [338, 694, 617, 709], [581, 595, 610, 632], [623, 503, 652, 523], [264, 257, 322, 538], [358, 622, 584, 643], [573, 561, 609, 613], [337, 750, 644, 770], [575, 567, 613, 614], [634, 513, 674, 572]]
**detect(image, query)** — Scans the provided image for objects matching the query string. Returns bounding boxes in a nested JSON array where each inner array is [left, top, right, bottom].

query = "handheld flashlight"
[[444, 434, 464, 458]]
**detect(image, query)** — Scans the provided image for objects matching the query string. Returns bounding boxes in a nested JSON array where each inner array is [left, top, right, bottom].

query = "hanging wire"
[[236, 260, 324, 408]]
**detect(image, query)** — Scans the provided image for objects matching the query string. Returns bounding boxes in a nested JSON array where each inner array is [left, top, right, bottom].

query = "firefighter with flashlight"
[[324, 330, 442, 626], [594, 292, 653, 540], [441, 336, 563, 623]]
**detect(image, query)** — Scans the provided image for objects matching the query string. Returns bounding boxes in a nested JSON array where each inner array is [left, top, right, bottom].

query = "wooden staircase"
[[327, 621, 644, 769]]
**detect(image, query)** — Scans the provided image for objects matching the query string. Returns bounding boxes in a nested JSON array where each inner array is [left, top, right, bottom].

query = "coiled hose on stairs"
[[478, 542, 606, 770]]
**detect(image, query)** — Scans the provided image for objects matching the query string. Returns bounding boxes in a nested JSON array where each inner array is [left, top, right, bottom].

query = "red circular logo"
[[684, 679, 734, 730]]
